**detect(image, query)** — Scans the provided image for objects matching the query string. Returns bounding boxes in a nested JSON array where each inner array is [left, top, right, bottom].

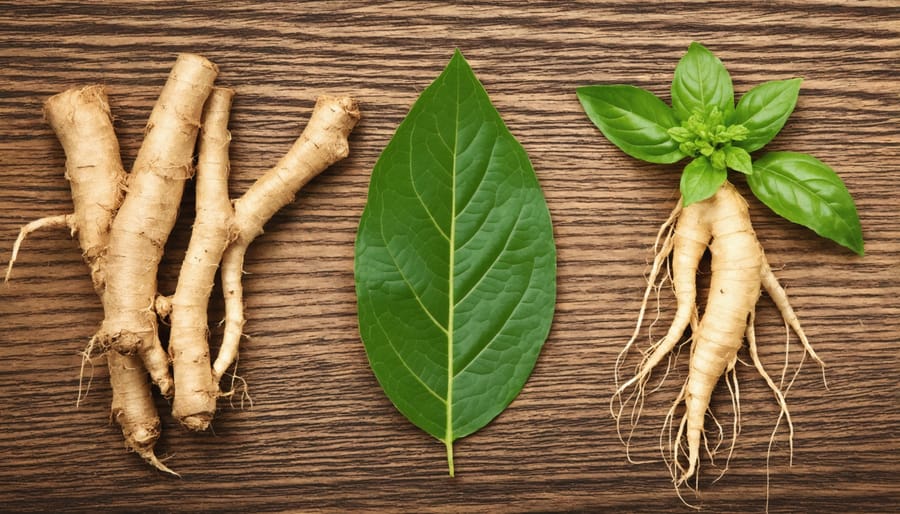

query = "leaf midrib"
[[444, 57, 460, 473]]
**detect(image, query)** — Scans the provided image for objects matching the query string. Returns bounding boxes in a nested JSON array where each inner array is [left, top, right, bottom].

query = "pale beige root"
[[98, 54, 218, 398], [612, 201, 678, 463], [612, 196, 709, 461], [619, 182, 825, 503], [6, 86, 126, 286], [745, 309, 790, 512], [46, 85, 127, 290], [715, 355, 742, 482], [212, 95, 360, 383], [169, 87, 237, 431], [754, 261, 827, 512], [672, 183, 763, 486], [614, 198, 710, 397], [4, 215, 74, 282], [9, 86, 170, 470], [760, 259, 825, 371], [108, 351, 177, 475], [49, 86, 170, 471]]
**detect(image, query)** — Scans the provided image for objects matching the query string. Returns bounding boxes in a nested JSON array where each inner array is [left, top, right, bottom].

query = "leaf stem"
[[445, 439, 455, 477]]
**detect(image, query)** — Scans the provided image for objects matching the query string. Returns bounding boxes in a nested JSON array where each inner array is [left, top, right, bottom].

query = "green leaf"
[[732, 78, 802, 152], [577, 85, 685, 164], [681, 155, 726, 206], [748, 152, 864, 254], [724, 145, 753, 175], [671, 42, 734, 120], [354, 49, 557, 475]]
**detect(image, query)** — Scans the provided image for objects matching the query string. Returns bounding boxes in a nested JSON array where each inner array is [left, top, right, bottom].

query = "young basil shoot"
[[577, 41, 863, 255]]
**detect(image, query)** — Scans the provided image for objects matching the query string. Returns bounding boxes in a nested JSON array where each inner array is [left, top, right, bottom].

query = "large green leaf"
[[354, 49, 556, 475], [749, 152, 864, 255], [576, 85, 685, 164]]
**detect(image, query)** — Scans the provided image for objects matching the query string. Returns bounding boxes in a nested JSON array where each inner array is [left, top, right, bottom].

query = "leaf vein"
[[369, 296, 447, 404], [380, 212, 449, 335], [454, 204, 525, 308], [453, 257, 537, 378], [408, 122, 451, 242]]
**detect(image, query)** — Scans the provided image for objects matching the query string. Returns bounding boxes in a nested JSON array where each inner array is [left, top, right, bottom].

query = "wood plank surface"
[[1, 1, 898, 512]]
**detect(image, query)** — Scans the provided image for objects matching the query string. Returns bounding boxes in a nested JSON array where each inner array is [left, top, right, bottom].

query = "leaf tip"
[[687, 41, 712, 56]]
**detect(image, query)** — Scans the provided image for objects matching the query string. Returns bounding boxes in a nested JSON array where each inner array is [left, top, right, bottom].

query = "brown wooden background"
[[1, 2, 898, 512]]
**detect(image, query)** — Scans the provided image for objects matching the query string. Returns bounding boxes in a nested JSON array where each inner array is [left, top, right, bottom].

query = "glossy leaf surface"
[[749, 152, 864, 255], [732, 78, 802, 152], [671, 42, 734, 120], [680, 156, 726, 206], [576, 84, 685, 164], [354, 50, 557, 474]]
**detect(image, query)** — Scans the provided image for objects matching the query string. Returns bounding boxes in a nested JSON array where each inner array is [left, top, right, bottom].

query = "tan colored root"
[[169, 87, 236, 431], [714, 356, 741, 483], [661, 383, 701, 510], [673, 184, 762, 488], [612, 194, 709, 463], [108, 351, 177, 476], [12, 85, 169, 470], [216, 243, 249, 382], [98, 53, 218, 397], [4, 214, 73, 282], [44, 85, 127, 292], [751, 261, 826, 513], [7, 85, 127, 286], [745, 310, 788, 512], [220, 363, 254, 410], [761, 258, 826, 372], [613, 194, 712, 399], [619, 182, 825, 508], [212, 95, 360, 382], [611, 200, 678, 452]]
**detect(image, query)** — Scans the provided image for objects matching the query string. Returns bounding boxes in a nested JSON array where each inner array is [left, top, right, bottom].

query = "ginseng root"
[[213, 96, 359, 384], [5, 85, 172, 473], [168, 87, 237, 430], [95, 53, 218, 397], [612, 181, 824, 506], [167, 94, 359, 429]]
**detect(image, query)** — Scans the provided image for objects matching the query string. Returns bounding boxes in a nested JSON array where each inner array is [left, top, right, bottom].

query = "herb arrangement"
[[4, 41, 865, 508], [6, 56, 360, 472], [578, 42, 862, 253], [577, 42, 862, 506]]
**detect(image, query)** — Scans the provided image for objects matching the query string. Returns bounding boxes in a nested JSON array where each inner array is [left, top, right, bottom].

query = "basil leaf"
[[671, 42, 734, 120], [724, 145, 753, 175], [748, 152, 864, 255], [681, 155, 726, 206], [577, 85, 685, 164], [355, 49, 557, 475], [732, 78, 802, 152]]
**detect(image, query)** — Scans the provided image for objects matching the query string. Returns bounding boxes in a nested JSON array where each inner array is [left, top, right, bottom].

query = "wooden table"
[[2, 2, 898, 512]]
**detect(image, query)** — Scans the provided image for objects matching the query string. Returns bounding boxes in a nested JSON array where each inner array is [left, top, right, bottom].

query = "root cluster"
[[611, 183, 825, 509], [5, 54, 359, 472]]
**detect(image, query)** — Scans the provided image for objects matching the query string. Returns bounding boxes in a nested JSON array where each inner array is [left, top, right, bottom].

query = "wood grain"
[[1, 1, 898, 512]]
